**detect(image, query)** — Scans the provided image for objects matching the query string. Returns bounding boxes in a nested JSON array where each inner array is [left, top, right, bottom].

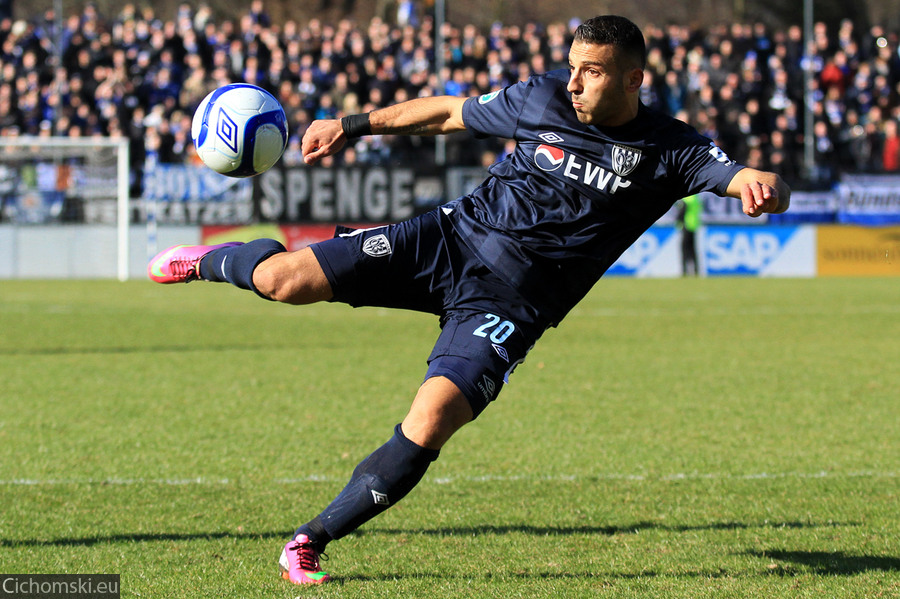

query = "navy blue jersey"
[[453, 68, 746, 324]]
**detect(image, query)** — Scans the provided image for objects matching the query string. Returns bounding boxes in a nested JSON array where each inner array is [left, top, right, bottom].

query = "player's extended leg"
[[148, 240, 332, 305], [279, 376, 473, 585]]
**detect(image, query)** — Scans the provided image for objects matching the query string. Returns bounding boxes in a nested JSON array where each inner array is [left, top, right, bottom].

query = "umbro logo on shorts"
[[492, 344, 509, 362], [363, 234, 392, 257], [477, 375, 496, 401]]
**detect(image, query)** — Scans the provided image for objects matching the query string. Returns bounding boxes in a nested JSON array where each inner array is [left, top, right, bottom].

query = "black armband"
[[341, 113, 373, 139]]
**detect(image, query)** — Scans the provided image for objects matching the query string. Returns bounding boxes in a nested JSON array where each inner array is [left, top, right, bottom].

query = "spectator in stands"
[[882, 119, 900, 172], [835, 109, 868, 172], [865, 106, 886, 171], [767, 128, 800, 183], [661, 70, 686, 115], [813, 119, 837, 181]]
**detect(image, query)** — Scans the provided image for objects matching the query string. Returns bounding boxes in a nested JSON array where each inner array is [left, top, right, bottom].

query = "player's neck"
[[596, 101, 640, 129]]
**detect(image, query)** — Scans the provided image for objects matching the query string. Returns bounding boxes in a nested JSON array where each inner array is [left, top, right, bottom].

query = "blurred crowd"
[[1, 1, 900, 193]]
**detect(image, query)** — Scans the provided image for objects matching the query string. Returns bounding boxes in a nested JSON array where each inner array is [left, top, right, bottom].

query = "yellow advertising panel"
[[818, 226, 900, 276]]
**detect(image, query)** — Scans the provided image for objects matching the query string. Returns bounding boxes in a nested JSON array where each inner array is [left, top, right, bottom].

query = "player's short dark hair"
[[574, 15, 647, 69]]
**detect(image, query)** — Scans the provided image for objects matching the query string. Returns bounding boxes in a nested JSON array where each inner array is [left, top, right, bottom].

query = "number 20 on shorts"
[[472, 313, 516, 344]]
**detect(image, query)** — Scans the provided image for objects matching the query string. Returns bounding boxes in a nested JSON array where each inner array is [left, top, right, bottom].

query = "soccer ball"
[[191, 83, 288, 177]]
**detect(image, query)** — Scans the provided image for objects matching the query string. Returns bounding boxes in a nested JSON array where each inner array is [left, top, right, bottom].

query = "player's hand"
[[740, 181, 780, 218], [302, 119, 346, 165]]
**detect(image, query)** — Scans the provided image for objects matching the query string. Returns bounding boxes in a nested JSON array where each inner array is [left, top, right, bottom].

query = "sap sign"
[[705, 226, 815, 276], [707, 228, 783, 273], [608, 227, 679, 276]]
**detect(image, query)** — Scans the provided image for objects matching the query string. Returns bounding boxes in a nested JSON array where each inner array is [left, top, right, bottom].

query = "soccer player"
[[149, 15, 789, 585]]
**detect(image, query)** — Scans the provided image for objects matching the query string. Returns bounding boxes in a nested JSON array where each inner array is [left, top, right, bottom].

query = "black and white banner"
[[254, 165, 445, 223]]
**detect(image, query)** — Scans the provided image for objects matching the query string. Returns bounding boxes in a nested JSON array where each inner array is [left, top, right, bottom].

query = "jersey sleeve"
[[462, 81, 533, 140], [666, 131, 746, 198]]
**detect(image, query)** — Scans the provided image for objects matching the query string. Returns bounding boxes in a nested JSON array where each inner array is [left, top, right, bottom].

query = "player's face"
[[567, 41, 643, 127]]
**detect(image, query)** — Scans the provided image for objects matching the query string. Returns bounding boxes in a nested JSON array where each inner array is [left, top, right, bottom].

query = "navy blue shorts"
[[310, 208, 550, 417]]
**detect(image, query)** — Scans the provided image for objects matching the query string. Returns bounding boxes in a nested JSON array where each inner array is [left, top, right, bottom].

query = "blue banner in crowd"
[[0, 162, 66, 224], [142, 163, 253, 203], [835, 175, 900, 225], [767, 190, 837, 224], [1, 190, 65, 223]]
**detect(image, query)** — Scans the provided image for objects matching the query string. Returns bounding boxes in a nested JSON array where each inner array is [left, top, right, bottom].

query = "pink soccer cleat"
[[278, 534, 332, 585], [147, 242, 243, 284]]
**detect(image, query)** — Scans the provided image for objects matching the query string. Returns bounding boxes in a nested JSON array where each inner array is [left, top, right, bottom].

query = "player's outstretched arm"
[[302, 96, 467, 165], [726, 168, 791, 218], [367, 95, 467, 136]]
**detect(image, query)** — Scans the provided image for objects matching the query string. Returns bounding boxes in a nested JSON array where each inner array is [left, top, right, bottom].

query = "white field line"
[[575, 304, 900, 319], [1, 470, 897, 487]]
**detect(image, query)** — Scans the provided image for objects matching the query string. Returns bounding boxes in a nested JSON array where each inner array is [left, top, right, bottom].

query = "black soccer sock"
[[293, 516, 332, 554], [199, 238, 285, 298], [297, 424, 440, 548]]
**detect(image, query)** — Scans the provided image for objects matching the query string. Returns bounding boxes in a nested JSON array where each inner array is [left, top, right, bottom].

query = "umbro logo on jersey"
[[371, 490, 390, 505], [534, 144, 566, 171], [539, 132, 565, 144], [611, 144, 642, 177], [363, 234, 392, 257]]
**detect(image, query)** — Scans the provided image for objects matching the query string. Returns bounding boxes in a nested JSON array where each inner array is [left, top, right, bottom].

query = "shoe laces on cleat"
[[287, 536, 328, 572], [280, 533, 332, 585], [166, 256, 202, 282]]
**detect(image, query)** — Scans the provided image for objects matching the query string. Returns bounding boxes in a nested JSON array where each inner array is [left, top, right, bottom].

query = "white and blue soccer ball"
[[191, 83, 288, 177]]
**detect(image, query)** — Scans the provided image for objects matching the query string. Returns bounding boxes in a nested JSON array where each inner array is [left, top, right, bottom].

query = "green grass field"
[[1, 277, 898, 598]]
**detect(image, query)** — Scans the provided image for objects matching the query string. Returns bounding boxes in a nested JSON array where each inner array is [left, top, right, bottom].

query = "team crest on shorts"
[[363, 234, 392, 257], [611, 144, 642, 177]]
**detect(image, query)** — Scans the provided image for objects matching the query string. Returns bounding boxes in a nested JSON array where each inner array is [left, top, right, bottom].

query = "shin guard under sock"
[[199, 238, 286, 298], [304, 424, 440, 545]]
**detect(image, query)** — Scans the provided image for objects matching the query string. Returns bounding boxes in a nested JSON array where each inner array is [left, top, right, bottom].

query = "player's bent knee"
[[249, 258, 291, 302], [252, 249, 333, 304], [402, 376, 475, 449]]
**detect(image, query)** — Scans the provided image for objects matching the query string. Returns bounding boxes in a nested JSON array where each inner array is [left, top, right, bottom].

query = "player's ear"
[[625, 67, 644, 92]]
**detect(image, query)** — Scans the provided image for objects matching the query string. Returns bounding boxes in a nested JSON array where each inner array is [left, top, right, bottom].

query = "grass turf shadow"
[[745, 549, 900, 575], [365, 519, 858, 537], [0, 530, 290, 548], [0, 520, 858, 548]]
